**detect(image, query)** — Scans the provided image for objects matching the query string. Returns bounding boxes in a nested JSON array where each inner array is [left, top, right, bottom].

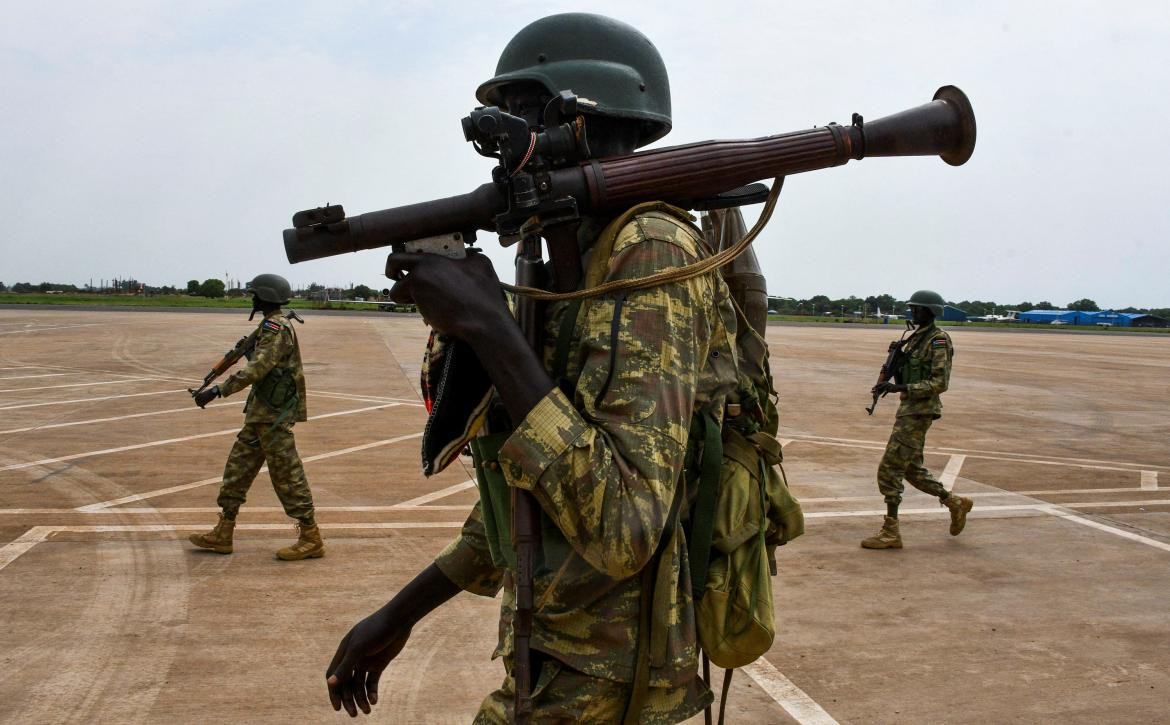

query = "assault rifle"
[[189, 333, 258, 404], [282, 86, 975, 722], [866, 326, 914, 415], [186, 311, 305, 405]]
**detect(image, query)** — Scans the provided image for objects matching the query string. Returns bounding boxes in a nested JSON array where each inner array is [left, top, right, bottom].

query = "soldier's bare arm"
[[326, 563, 460, 717]]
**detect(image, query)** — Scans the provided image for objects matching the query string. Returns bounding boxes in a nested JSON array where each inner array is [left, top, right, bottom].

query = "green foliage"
[[351, 284, 375, 300], [198, 278, 226, 298], [1067, 298, 1099, 311], [186, 279, 200, 294], [0, 281, 6, 292]]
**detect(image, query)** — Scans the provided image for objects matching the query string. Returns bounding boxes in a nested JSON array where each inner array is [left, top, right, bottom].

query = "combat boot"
[[861, 516, 902, 549], [189, 514, 235, 554], [943, 494, 974, 536], [276, 522, 325, 560]]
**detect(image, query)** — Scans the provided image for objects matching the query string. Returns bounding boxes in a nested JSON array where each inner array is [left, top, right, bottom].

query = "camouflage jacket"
[[896, 322, 953, 419], [218, 311, 308, 423], [435, 209, 738, 697]]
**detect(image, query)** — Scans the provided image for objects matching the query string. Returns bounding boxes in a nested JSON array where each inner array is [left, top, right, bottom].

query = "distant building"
[[1018, 309, 1078, 325], [1123, 313, 1169, 328], [1017, 309, 1168, 327]]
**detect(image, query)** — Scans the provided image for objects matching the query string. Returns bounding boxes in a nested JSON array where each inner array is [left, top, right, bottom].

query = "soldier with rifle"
[[188, 273, 325, 560], [862, 290, 974, 550]]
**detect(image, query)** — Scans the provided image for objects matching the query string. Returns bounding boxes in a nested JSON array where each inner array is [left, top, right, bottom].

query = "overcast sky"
[[2, 1, 1167, 307]]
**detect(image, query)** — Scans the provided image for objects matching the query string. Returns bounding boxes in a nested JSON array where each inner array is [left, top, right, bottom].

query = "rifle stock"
[[284, 87, 975, 264]]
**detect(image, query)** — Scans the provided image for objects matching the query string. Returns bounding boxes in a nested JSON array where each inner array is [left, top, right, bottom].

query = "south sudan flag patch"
[[262, 319, 283, 333], [932, 337, 948, 347]]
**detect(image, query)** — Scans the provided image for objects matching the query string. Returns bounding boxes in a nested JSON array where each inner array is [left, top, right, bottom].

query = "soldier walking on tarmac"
[[188, 273, 325, 560], [863, 290, 973, 549]]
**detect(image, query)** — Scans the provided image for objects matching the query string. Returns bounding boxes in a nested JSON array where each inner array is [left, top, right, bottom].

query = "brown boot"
[[943, 494, 974, 536], [276, 522, 325, 560], [189, 513, 235, 554], [861, 515, 903, 549]]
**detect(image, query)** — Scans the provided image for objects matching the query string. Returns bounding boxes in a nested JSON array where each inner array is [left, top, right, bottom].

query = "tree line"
[[2, 281, 1167, 319], [766, 294, 1170, 320]]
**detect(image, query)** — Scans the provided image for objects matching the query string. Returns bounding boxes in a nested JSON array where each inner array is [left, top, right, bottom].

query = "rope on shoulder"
[[499, 177, 785, 302]]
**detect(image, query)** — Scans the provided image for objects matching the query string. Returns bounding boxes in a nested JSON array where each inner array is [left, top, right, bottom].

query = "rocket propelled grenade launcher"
[[284, 86, 976, 264]]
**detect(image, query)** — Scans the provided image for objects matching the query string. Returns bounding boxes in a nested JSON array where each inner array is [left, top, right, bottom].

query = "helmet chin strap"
[[249, 295, 262, 321]]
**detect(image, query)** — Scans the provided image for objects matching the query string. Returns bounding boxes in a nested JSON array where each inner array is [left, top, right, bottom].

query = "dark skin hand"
[[871, 381, 907, 396], [386, 250, 554, 422], [326, 564, 461, 717]]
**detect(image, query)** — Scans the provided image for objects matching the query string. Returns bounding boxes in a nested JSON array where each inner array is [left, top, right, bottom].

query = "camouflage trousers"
[[877, 414, 948, 506], [217, 422, 315, 524], [473, 657, 710, 724]]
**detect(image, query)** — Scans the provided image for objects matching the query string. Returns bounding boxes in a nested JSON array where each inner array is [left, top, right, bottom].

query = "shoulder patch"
[[932, 336, 948, 347], [261, 319, 283, 333]]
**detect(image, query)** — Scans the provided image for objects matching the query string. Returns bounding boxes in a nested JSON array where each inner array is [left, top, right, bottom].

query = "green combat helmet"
[[246, 274, 292, 305], [907, 290, 945, 318], [476, 13, 672, 147]]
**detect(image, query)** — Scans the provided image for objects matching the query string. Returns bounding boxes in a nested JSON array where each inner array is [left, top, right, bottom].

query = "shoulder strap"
[[687, 410, 723, 600], [551, 201, 695, 386]]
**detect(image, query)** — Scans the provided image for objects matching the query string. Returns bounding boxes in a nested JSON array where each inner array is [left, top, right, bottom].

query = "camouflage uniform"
[[215, 310, 315, 524], [876, 322, 954, 506], [436, 208, 739, 723]]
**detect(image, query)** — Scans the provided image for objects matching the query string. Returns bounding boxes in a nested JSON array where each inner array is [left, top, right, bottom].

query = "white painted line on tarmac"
[[392, 479, 477, 508], [314, 390, 423, 405], [1, 403, 402, 472], [0, 373, 70, 381], [1044, 507, 1170, 554], [798, 486, 1164, 504], [0, 521, 463, 572], [77, 431, 423, 510], [0, 323, 103, 335], [784, 434, 1168, 474], [741, 658, 839, 725], [0, 389, 407, 434], [940, 454, 966, 490], [782, 432, 1170, 472], [0, 400, 246, 435], [0, 377, 163, 394], [0, 388, 187, 411], [0, 527, 52, 571], [1141, 471, 1159, 490]]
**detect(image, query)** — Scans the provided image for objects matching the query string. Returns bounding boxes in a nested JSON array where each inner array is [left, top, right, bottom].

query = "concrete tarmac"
[[0, 309, 1167, 723]]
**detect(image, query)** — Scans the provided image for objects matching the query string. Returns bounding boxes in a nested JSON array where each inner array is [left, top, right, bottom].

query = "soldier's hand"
[[326, 613, 411, 717], [386, 250, 511, 339], [872, 381, 905, 396], [193, 385, 220, 408]]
